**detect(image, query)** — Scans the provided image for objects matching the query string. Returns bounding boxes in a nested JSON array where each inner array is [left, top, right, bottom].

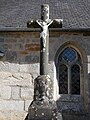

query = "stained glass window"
[[62, 47, 77, 63], [58, 47, 81, 95], [59, 64, 68, 94], [71, 64, 80, 94]]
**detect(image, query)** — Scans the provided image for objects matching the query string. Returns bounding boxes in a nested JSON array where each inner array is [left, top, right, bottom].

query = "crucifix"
[[26, 4, 63, 120], [27, 4, 63, 75]]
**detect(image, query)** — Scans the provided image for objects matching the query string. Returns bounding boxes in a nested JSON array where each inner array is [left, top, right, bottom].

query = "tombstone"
[[25, 4, 63, 120]]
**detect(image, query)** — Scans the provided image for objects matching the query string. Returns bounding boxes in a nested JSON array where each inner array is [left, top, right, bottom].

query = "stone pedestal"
[[25, 75, 62, 120]]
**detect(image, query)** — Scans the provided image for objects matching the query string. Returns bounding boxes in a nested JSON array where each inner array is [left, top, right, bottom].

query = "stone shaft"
[[40, 4, 49, 75]]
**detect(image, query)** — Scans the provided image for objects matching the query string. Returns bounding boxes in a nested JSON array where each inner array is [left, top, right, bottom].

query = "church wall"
[[0, 31, 89, 119]]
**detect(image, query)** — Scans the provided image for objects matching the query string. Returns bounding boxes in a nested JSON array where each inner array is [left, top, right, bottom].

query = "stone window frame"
[[54, 41, 88, 112]]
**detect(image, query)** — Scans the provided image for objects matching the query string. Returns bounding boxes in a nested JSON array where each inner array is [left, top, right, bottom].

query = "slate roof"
[[0, 0, 90, 28]]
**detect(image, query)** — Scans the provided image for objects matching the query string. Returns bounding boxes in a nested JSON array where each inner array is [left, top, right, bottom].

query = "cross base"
[[26, 100, 62, 120], [25, 75, 63, 120]]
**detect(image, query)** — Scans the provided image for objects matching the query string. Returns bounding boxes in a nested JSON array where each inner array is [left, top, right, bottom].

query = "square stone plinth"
[[27, 100, 62, 120]]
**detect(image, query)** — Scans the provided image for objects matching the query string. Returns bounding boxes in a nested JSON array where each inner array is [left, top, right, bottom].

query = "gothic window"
[[58, 47, 81, 95]]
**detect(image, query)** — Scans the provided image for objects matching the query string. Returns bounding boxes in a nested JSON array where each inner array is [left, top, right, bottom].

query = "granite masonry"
[[0, 29, 89, 120]]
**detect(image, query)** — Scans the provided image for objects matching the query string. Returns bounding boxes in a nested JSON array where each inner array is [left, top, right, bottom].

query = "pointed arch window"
[[58, 47, 81, 95]]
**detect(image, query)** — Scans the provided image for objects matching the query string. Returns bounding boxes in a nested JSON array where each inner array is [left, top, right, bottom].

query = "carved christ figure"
[[36, 20, 53, 48]]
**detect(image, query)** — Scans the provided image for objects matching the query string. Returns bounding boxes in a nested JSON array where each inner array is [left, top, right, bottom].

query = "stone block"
[[0, 71, 12, 79], [21, 87, 34, 100], [3, 44, 12, 50], [0, 37, 4, 42], [11, 72, 33, 85], [29, 63, 39, 73], [0, 110, 27, 120], [11, 86, 20, 100], [12, 43, 23, 50], [25, 54, 39, 63], [6, 51, 17, 62], [19, 64, 30, 73], [0, 62, 9, 72], [4, 38, 17, 43], [11, 111, 27, 120], [19, 63, 39, 74], [0, 85, 11, 99], [25, 43, 40, 51], [0, 110, 11, 120], [17, 38, 25, 43], [20, 51, 28, 56], [9, 63, 20, 72], [0, 100, 24, 111], [0, 72, 33, 87]]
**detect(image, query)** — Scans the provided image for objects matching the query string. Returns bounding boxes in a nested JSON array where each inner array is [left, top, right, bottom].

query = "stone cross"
[[27, 4, 63, 75], [26, 4, 63, 120]]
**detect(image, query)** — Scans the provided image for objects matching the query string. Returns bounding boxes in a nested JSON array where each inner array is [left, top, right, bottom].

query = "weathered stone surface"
[[11, 111, 27, 120], [6, 51, 17, 62], [0, 72, 33, 87], [20, 51, 29, 56], [9, 63, 20, 72], [0, 62, 9, 72], [0, 29, 89, 120], [12, 43, 23, 51], [26, 75, 61, 120], [0, 110, 11, 120], [21, 87, 34, 100], [25, 100, 32, 111], [0, 71, 12, 79], [0, 100, 24, 111], [11, 86, 20, 100], [25, 54, 39, 63], [25, 44, 40, 51], [28, 100, 62, 120], [19, 63, 39, 73], [4, 38, 17, 43], [0, 110, 27, 120], [0, 38, 4, 42], [3, 44, 12, 50], [0, 85, 11, 100], [34, 75, 53, 101]]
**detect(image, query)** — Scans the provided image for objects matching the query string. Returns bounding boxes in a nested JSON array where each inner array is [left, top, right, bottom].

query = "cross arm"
[[27, 19, 63, 28], [49, 19, 63, 28], [27, 20, 40, 28]]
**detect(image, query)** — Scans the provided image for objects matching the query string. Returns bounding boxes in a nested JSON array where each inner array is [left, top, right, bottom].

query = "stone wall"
[[0, 30, 90, 119]]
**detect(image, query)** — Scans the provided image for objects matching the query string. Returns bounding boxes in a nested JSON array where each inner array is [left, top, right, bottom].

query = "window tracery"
[[58, 47, 81, 95]]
